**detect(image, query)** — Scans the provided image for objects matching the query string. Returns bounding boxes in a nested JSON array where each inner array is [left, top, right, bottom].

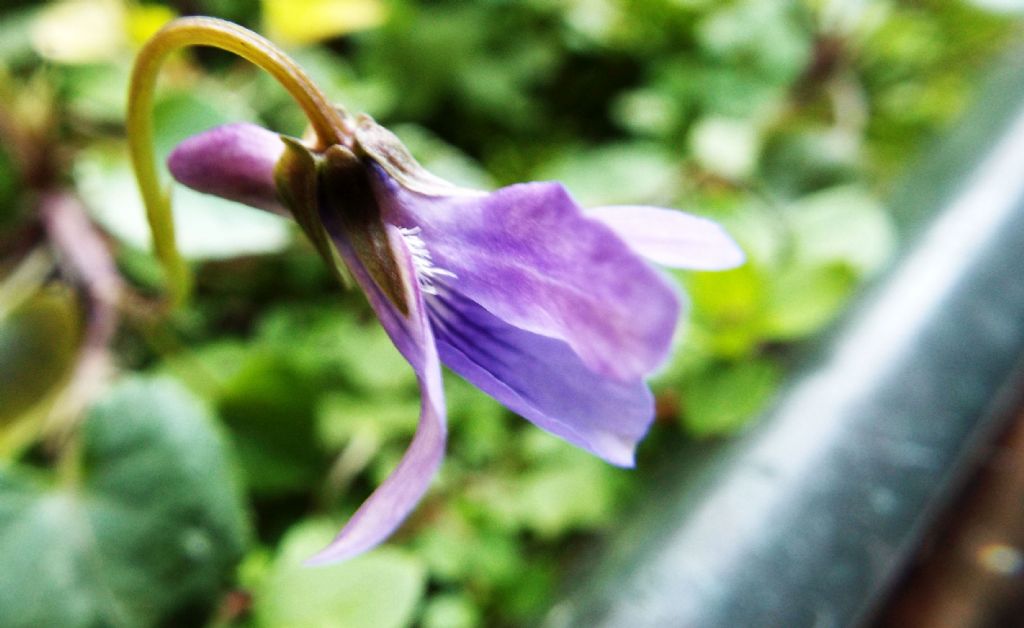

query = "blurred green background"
[[0, 1, 1021, 626]]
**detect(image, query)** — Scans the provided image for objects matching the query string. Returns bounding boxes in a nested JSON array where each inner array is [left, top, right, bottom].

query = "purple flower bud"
[[168, 122, 287, 215]]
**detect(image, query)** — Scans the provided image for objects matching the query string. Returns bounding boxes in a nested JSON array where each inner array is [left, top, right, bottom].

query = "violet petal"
[[306, 218, 446, 564], [586, 205, 746, 270], [167, 122, 288, 216], [428, 288, 654, 467], [371, 170, 681, 382]]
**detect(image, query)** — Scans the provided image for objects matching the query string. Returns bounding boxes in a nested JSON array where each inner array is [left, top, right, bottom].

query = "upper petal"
[[167, 123, 288, 216], [428, 288, 654, 467], [585, 205, 745, 270], [306, 215, 446, 564], [371, 170, 681, 382]]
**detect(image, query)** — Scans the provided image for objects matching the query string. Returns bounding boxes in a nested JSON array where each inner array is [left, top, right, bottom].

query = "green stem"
[[126, 16, 351, 309]]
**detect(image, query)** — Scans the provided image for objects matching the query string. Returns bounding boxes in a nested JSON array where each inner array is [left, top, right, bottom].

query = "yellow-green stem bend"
[[126, 16, 351, 308]]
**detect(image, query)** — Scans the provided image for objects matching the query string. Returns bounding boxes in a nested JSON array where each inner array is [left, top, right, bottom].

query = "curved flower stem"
[[127, 16, 352, 308]]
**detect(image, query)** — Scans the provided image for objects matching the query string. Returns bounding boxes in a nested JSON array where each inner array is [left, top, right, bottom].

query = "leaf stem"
[[126, 16, 352, 308]]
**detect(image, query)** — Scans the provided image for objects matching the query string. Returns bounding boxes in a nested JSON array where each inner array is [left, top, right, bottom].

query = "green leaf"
[[465, 433, 626, 538], [760, 128, 861, 196], [421, 593, 482, 628], [687, 263, 766, 358], [682, 359, 782, 437], [612, 87, 681, 138], [211, 345, 327, 496], [170, 304, 420, 496], [253, 520, 426, 628], [283, 48, 397, 121], [317, 392, 419, 450], [0, 8, 35, 64], [413, 511, 524, 587], [0, 376, 249, 628], [787, 185, 896, 277], [63, 62, 132, 124], [671, 62, 786, 119], [762, 264, 856, 340], [445, 375, 509, 467], [151, 90, 256, 162], [689, 115, 762, 180], [533, 142, 679, 206], [256, 305, 416, 395], [695, 0, 812, 84], [512, 451, 622, 537], [0, 288, 81, 426], [688, 262, 763, 325]]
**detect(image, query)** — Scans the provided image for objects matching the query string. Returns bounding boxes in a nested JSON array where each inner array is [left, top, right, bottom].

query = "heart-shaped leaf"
[[252, 520, 426, 628], [0, 376, 249, 627]]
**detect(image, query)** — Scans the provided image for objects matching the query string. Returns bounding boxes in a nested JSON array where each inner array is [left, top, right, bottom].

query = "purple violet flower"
[[168, 116, 744, 563]]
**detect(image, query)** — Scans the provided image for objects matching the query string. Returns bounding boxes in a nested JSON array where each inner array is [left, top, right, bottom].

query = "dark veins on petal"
[[426, 288, 653, 466]]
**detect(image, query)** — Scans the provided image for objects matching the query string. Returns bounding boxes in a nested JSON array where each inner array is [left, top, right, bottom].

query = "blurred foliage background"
[[0, 0, 1021, 626]]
